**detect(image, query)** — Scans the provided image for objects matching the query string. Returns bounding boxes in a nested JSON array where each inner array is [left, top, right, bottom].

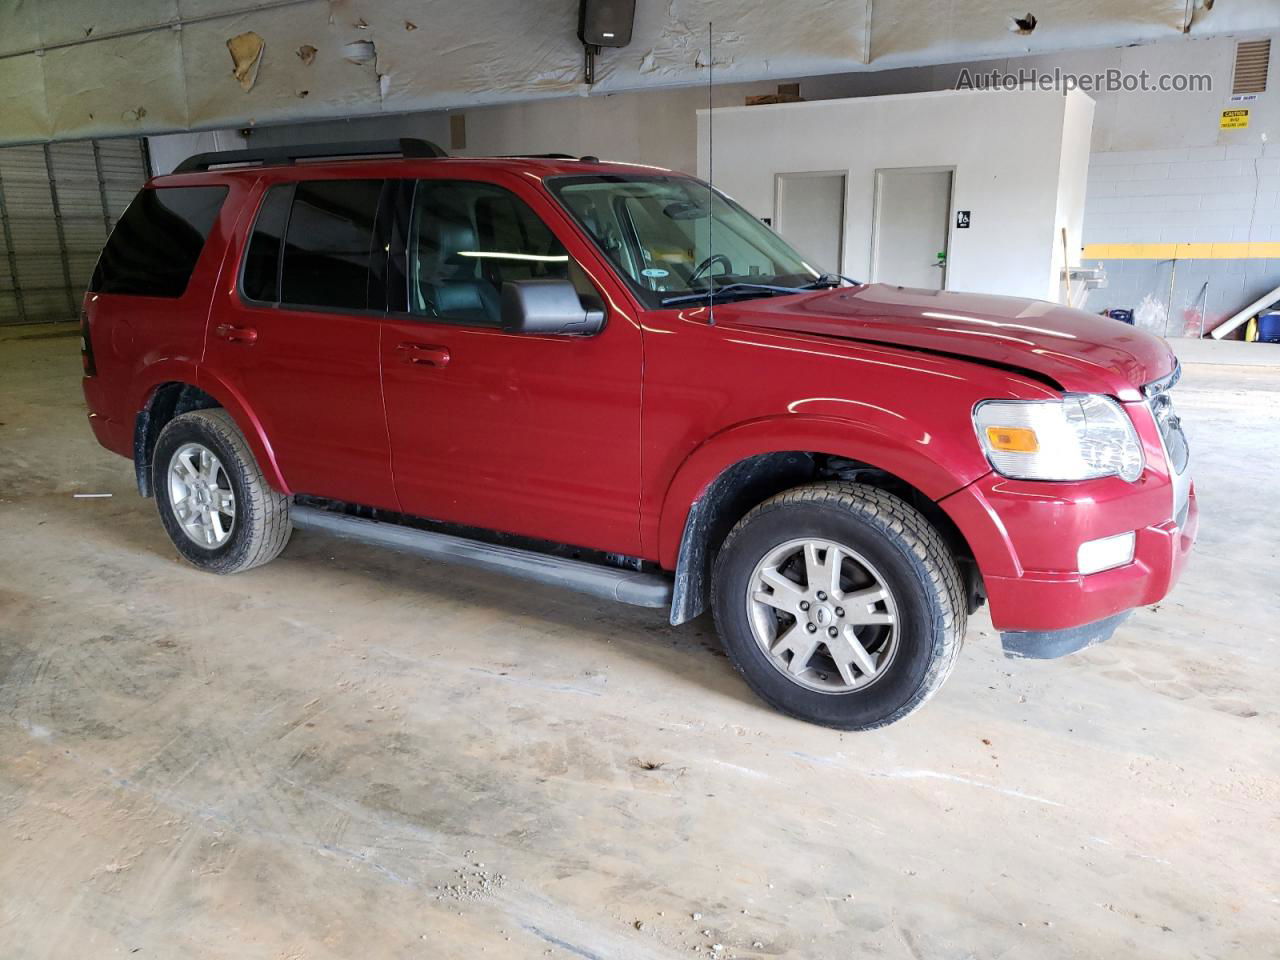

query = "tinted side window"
[[280, 179, 383, 310], [90, 186, 227, 297], [408, 181, 569, 326], [241, 184, 293, 303]]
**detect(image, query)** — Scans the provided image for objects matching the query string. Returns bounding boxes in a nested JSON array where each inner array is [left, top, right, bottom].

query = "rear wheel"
[[711, 482, 965, 730], [153, 409, 292, 573]]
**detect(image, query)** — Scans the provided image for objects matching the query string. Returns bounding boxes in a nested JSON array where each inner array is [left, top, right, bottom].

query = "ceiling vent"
[[1232, 39, 1270, 95]]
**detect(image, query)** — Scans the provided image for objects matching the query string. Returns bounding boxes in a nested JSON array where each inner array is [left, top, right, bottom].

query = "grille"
[[1144, 361, 1191, 527], [1151, 392, 1190, 474], [1145, 363, 1189, 475], [1152, 366, 1187, 476]]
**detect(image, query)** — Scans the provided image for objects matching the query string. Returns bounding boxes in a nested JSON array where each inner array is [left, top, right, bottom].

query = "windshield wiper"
[[796, 273, 862, 290], [660, 282, 807, 307]]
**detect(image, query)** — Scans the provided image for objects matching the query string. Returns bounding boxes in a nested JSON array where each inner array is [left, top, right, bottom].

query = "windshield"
[[548, 174, 825, 308]]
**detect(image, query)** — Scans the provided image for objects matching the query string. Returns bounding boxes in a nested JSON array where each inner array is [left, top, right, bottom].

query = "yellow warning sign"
[[1221, 108, 1250, 129]]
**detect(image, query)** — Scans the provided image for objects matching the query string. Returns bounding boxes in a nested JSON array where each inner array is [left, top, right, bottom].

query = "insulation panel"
[[0, 0, 1277, 144]]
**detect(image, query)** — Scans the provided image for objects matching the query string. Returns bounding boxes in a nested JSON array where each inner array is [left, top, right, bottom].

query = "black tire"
[[711, 481, 965, 730], [152, 408, 292, 573]]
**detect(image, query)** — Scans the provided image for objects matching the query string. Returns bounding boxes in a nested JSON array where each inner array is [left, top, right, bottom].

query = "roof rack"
[[173, 137, 448, 174], [501, 153, 601, 162]]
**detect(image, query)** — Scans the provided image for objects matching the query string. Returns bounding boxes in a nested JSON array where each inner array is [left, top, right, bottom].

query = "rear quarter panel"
[[82, 175, 255, 441]]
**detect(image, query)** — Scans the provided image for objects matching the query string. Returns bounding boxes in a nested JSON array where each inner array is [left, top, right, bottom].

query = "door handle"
[[396, 342, 450, 367], [215, 323, 258, 344]]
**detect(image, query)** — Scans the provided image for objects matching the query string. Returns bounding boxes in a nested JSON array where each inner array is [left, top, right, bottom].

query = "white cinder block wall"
[[1085, 145, 1278, 246], [1081, 140, 1280, 335]]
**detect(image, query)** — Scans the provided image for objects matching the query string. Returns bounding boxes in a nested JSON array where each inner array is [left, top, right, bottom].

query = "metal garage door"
[[0, 139, 148, 325]]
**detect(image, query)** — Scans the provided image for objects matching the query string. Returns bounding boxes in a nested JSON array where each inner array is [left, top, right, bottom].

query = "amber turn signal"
[[984, 425, 1039, 453]]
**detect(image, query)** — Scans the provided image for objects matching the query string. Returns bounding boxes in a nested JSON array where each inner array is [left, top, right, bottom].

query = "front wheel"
[[711, 482, 965, 730]]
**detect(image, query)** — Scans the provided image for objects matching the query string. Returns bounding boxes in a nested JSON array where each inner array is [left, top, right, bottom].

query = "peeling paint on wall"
[[226, 31, 265, 92], [341, 40, 375, 65], [1010, 13, 1039, 36]]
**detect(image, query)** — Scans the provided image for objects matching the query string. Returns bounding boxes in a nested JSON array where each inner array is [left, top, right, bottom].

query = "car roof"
[[150, 155, 681, 187]]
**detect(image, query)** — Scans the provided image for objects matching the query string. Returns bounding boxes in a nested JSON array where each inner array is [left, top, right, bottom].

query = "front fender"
[[656, 412, 987, 570]]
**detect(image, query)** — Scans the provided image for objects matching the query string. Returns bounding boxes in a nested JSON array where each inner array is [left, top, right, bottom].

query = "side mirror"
[[500, 279, 604, 335]]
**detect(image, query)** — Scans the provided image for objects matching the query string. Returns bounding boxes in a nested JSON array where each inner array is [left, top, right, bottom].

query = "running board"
[[290, 506, 673, 609]]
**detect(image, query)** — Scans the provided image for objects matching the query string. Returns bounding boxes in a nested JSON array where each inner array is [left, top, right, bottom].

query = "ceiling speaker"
[[578, 0, 635, 47]]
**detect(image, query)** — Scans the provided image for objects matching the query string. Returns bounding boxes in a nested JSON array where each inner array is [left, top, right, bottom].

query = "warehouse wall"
[[147, 29, 1279, 332], [695, 89, 1092, 302], [793, 33, 1280, 333], [0, 139, 147, 325], [144, 129, 249, 183], [1081, 144, 1280, 337], [1061, 34, 1280, 335], [148, 80, 785, 177], [1054, 90, 1097, 304]]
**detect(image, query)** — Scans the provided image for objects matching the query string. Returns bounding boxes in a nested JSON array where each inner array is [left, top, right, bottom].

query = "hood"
[[719, 284, 1175, 401]]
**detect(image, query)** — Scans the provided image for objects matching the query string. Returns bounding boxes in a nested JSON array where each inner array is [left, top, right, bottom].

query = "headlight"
[[973, 395, 1144, 482]]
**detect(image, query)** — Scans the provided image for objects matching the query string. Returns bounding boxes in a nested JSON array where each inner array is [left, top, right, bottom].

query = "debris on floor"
[[433, 862, 507, 903]]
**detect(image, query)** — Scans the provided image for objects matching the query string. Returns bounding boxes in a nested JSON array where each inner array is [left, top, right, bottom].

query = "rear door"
[[378, 175, 644, 555], [204, 177, 397, 509]]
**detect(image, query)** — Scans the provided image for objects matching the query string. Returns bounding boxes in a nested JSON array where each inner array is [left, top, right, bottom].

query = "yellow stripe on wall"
[[1082, 242, 1280, 260]]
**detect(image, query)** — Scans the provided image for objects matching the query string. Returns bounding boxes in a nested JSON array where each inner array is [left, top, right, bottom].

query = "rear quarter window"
[[90, 186, 228, 298]]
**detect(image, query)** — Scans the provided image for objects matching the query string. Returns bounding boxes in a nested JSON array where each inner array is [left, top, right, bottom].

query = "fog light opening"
[[1077, 532, 1136, 575]]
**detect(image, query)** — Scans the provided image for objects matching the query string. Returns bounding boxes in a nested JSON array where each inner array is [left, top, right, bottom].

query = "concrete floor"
[[2, 323, 1277, 960]]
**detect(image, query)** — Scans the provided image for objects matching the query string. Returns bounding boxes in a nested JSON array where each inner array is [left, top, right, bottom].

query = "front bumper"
[[984, 491, 1197, 631], [941, 472, 1198, 639]]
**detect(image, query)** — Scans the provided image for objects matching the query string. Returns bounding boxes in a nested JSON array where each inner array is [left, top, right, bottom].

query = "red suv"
[[81, 138, 1196, 729]]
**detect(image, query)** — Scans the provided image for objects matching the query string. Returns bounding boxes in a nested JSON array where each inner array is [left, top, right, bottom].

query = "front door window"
[[407, 181, 571, 326]]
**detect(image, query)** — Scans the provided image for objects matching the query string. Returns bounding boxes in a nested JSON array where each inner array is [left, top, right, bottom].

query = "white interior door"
[[871, 168, 953, 290], [775, 172, 846, 276]]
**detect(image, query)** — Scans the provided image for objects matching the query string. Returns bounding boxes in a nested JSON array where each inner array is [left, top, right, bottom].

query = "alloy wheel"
[[167, 442, 236, 548], [746, 538, 899, 693]]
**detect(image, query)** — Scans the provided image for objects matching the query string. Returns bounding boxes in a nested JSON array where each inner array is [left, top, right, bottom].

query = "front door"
[[379, 175, 643, 556], [205, 177, 397, 509]]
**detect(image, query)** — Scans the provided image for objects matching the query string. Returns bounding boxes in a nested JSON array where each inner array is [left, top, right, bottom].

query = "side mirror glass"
[[500, 279, 605, 335]]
